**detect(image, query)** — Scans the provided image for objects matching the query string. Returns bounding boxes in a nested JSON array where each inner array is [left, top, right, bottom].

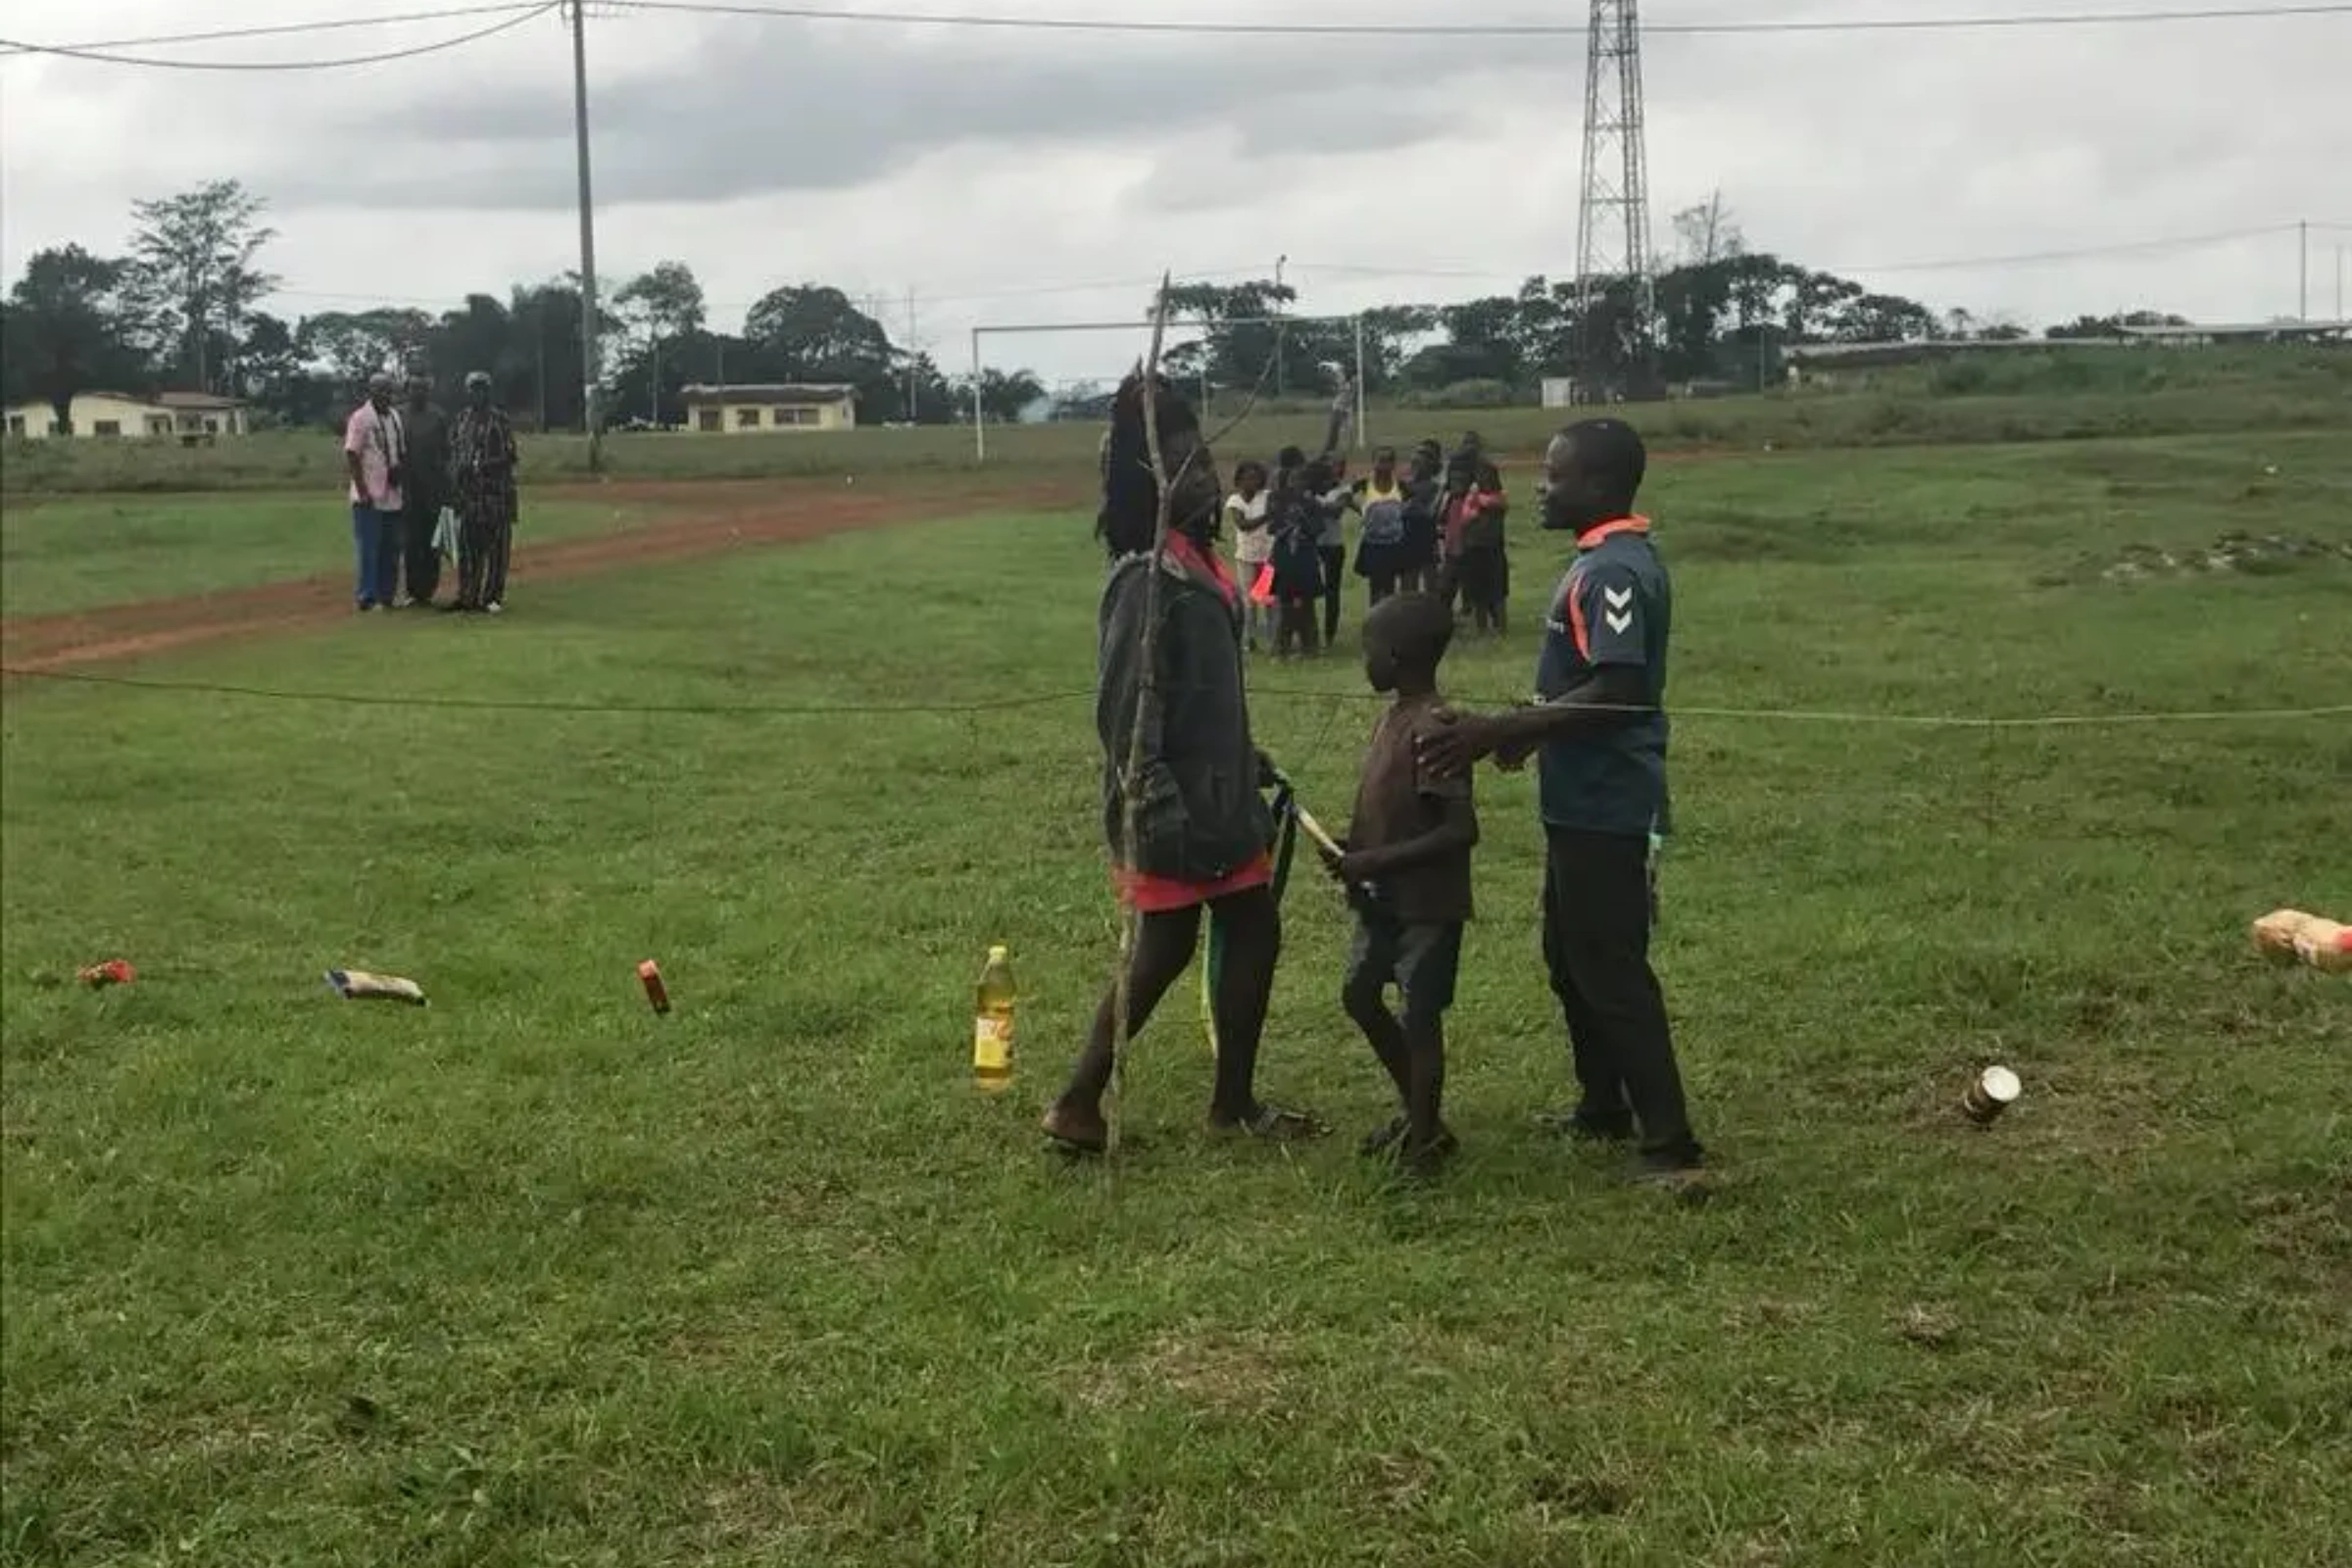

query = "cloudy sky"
[[3, 0, 2347, 381]]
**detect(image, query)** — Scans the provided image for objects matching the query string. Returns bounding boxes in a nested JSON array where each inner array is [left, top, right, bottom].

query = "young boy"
[[1328, 593, 1479, 1175], [1397, 439, 1446, 599], [1269, 466, 1327, 658], [1313, 455, 1357, 646], [1453, 457, 1510, 635]]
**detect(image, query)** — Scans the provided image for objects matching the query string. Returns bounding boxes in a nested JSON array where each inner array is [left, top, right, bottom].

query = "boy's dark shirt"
[[1347, 691, 1475, 925], [1271, 521, 1324, 597]]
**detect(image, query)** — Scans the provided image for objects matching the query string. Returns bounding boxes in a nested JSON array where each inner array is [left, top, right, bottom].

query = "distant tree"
[[898, 350, 960, 423], [2045, 309, 2191, 340], [3, 245, 150, 434], [509, 282, 593, 430], [1154, 279, 1306, 394], [1829, 291, 1940, 344], [226, 311, 330, 427], [1783, 268, 1865, 341], [960, 367, 1045, 423], [1399, 339, 1512, 391], [422, 294, 516, 409], [1437, 294, 1527, 386], [743, 284, 896, 373], [739, 284, 909, 415], [125, 179, 278, 394], [1356, 304, 1440, 387], [297, 308, 435, 392], [1671, 191, 1744, 267], [613, 262, 707, 425], [1656, 259, 1739, 375]]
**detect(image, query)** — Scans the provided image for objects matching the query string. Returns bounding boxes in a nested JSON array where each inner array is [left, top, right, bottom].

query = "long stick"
[[1103, 272, 1179, 1168]]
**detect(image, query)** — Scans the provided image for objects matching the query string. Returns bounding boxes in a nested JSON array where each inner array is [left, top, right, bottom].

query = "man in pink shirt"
[[343, 373, 406, 612]]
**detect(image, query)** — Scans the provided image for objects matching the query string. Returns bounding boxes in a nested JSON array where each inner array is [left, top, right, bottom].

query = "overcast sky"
[[3, 0, 2347, 382]]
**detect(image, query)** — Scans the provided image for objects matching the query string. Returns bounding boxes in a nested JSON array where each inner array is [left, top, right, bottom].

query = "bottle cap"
[[988, 944, 1009, 961]]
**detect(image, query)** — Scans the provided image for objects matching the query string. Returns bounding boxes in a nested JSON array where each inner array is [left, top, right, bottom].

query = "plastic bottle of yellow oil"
[[972, 945, 1016, 1093]]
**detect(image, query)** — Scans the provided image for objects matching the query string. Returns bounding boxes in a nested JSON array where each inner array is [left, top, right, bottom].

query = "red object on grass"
[[78, 959, 136, 988], [638, 959, 671, 1014]]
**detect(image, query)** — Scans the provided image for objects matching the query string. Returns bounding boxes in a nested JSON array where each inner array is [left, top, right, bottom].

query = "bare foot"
[[1041, 1101, 1108, 1154]]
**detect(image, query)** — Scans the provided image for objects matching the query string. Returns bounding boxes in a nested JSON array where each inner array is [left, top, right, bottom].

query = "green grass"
[[6, 346, 2347, 496], [0, 494, 655, 618], [5, 432, 2351, 1566]]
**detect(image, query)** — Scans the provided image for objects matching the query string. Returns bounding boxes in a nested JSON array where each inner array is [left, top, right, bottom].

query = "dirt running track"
[[1, 477, 1081, 674]]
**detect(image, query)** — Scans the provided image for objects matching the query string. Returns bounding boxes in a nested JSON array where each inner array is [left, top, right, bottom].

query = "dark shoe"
[[1534, 1106, 1635, 1145]]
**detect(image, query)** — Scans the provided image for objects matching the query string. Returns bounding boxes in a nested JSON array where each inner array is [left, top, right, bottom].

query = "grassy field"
[[0, 494, 660, 618], [4, 431, 2350, 1566], [5, 346, 2347, 497]]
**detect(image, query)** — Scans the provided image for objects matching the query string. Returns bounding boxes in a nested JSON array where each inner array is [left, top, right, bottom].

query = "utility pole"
[[2298, 220, 2309, 321], [568, 0, 605, 471], [1274, 254, 1288, 398], [1352, 313, 1368, 452], [905, 286, 919, 422]]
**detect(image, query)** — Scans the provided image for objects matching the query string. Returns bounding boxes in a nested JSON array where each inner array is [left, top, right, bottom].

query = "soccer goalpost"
[[967, 314, 1371, 464]]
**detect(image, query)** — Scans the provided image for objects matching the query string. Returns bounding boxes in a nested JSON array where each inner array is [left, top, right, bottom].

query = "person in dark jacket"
[[1270, 464, 1329, 658], [396, 375, 450, 608], [1042, 372, 1325, 1155], [1397, 439, 1445, 598]]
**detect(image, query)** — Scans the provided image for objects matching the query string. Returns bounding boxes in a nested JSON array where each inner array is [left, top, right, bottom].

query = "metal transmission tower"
[[1573, 0, 1655, 397]]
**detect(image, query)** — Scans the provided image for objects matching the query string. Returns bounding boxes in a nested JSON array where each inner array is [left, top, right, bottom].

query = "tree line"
[[3, 181, 2194, 436]]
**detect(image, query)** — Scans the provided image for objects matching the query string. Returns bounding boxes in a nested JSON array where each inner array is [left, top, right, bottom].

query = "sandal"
[[1211, 1103, 1329, 1143]]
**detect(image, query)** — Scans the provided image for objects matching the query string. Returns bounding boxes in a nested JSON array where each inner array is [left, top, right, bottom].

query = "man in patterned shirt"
[[446, 370, 519, 615]]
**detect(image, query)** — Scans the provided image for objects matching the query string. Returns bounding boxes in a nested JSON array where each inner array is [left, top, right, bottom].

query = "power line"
[[0, 666, 1097, 715], [8, 0, 2344, 57], [605, 0, 2352, 36], [254, 223, 2309, 324], [6, 665, 2346, 730], [0, 4, 557, 71], [1289, 225, 2308, 288], [0, 4, 546, 56], [1828, 224, 2311, 275], [5, 0, 2339, 72], [262, 266, 1270, 317]]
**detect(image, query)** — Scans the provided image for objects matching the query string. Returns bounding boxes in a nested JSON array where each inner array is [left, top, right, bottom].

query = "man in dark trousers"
[[397, 375, 450, 608], [447, 371, 519, 615], [1419, 417, 1703, 1184]]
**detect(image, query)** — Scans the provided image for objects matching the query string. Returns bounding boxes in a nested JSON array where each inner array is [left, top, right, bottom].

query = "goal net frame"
[[967, 314, 1370, 463]]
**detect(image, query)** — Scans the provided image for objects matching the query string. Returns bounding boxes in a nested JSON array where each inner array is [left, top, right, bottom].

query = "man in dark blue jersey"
[[1420, 417, 1703, 1183]]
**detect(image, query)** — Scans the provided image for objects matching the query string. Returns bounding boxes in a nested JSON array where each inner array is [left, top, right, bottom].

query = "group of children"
[[1223, 433, 1513, 660]]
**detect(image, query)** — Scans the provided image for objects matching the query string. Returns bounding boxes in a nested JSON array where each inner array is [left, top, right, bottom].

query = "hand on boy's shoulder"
[[1413, 707, 1476, 795]]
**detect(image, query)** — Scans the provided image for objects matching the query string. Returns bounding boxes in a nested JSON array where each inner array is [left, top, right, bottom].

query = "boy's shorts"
[[1346, 912, 1464, 1026]]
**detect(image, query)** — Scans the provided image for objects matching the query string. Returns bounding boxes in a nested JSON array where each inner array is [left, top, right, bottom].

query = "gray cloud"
[[5, 0, 2345, 374], [270, 21, 1551, 210]]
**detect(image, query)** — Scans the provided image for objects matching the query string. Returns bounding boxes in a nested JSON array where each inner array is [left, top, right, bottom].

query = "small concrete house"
[[678, 382, 858, 434], [4, 389, 251, 442]]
